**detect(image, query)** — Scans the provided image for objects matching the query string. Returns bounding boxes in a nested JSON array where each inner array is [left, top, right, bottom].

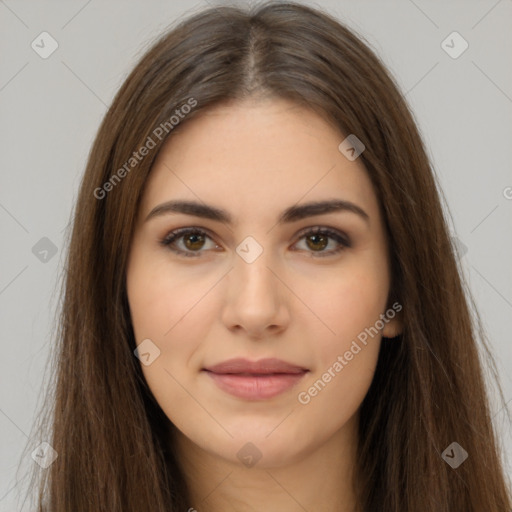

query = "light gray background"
[[1, 0, 511, 509]]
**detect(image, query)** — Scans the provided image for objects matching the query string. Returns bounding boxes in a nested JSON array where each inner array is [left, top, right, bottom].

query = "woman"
[[24, 2, 511, 510]]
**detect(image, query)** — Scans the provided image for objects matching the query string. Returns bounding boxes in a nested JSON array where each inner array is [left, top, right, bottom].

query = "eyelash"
[[159, 226, 351, 258]]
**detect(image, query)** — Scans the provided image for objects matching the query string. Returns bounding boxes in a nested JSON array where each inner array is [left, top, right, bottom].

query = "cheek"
[[126, 250, 220, 423], [307, 263, 389, 355], [127, 246, 216, 345], [294, 255, 389, 410], [294, 268, 386, 428]]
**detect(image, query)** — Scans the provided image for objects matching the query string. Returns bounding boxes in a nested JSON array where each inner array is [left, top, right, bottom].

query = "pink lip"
[[202, 358, 309, 400]]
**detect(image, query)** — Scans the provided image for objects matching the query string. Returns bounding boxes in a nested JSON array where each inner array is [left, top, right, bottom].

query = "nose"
[[220, 249, 290, 339]]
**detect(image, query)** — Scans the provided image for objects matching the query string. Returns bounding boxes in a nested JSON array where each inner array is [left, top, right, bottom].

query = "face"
[[126, 97, 402, 469]]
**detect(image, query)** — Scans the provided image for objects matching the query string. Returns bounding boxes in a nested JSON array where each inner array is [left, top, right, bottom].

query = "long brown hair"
[[21, 2, 511, 510]]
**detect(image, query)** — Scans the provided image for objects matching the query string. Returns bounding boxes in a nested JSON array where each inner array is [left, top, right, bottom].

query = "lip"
[[202, 358, 309, 400], [203, 357, 308, 374]]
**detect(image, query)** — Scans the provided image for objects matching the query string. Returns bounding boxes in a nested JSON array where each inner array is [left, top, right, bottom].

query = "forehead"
[[140, 98, 379, 223]]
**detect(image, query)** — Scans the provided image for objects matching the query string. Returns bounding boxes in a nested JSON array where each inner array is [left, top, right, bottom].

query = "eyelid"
[[159, 226, 220, 257], [294, 225, 351, 247]]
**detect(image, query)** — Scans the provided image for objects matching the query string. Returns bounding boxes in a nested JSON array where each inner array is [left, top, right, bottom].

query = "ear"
[[382, 301, 403, 339]]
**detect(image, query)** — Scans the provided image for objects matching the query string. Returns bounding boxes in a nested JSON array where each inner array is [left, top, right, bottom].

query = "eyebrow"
[[144, 198, 370, 225]]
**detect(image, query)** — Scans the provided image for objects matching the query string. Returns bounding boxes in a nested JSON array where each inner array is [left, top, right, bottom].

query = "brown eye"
[[183, 232, 206, 251], [305, 232, 329, 252], [293, 227, 351, 257], [160, 228, 218, 258], [161, 226, 350, 259]]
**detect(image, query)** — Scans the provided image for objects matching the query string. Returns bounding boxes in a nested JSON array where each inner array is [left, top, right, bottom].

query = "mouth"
[[202, 358, 309, 400]]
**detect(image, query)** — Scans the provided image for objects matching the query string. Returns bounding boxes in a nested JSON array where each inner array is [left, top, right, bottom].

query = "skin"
[[126, 97, 402, 512]]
